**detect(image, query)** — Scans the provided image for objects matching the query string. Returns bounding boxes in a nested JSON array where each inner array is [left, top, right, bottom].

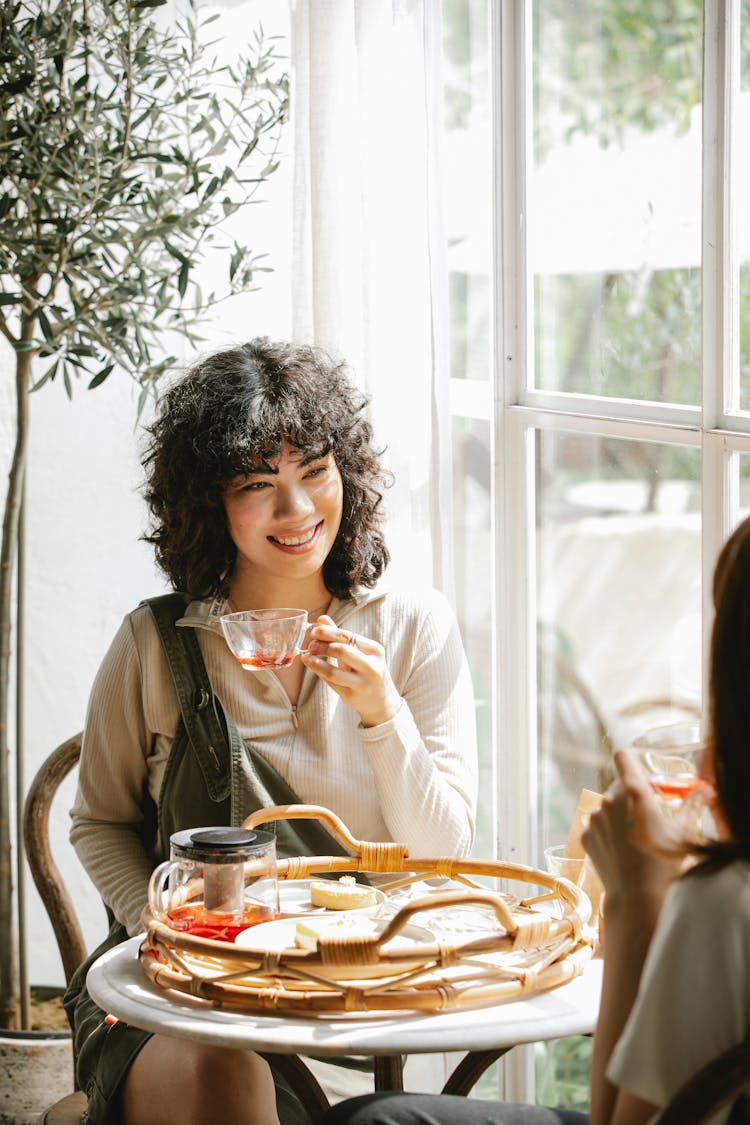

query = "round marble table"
[[88, 936, 602, 1116]]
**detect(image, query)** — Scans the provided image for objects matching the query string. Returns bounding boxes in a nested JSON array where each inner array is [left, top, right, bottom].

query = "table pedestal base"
[[263, 1048, 513, 1122]]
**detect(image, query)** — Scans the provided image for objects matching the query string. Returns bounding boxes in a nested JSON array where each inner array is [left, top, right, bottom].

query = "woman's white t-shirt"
[[608, 860, 750, 1124]]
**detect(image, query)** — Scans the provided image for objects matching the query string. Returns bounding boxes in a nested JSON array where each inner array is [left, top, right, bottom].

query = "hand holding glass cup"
[[632, 721, 713, 805], [220, 608, 309, 670]]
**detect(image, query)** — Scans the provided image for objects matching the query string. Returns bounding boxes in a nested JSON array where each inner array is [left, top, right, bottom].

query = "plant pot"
[[0, 988, 75, 1125]]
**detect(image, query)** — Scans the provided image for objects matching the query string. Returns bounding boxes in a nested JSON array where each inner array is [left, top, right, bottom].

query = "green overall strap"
[[143, 593, 351, 862], [144, 592, 230, 802]]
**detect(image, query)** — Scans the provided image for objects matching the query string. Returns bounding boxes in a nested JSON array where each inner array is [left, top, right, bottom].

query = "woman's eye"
[[241, 480, 270, 492], [304, 465, 327, 479]]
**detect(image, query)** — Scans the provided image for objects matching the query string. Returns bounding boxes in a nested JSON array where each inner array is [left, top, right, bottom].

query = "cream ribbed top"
[[70, 581, 478, 934]]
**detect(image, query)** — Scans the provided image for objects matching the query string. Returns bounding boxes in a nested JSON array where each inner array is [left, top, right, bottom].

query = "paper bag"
[[564, 788, 605, 925]]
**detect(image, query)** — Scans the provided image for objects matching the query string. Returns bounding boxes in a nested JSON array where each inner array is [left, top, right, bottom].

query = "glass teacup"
[[632, 721, 711, 804], [220, 608, 309, 670], [544, 844, 594, 889]]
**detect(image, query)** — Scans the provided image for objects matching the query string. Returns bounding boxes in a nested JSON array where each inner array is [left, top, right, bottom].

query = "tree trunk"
[[0, 319, 33, 1029]]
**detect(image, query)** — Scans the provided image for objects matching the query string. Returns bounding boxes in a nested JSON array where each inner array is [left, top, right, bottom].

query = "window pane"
[[443, 2, 494, 855], [535, 431, 702, 849], [452, 416, 494, 857], [443, 0, 492, 382], [736, 451, 750, 522], [532, 1, 702, 401]]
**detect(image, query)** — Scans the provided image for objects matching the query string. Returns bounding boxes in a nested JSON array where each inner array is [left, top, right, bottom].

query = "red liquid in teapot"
[[167, 903, 277, 942], [238, 652, 295, 669]]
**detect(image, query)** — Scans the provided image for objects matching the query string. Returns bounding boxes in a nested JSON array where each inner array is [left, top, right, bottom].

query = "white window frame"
[[449, 0, 750, 1102]]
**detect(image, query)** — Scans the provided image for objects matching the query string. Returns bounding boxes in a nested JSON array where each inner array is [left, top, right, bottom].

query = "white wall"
[[22, 375, 169, 974], [1, 0, 293, 986]]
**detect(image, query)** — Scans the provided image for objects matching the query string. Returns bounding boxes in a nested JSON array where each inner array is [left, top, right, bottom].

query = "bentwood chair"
[[22, 732, 332, 1123], [23, 732, 87, 1124]]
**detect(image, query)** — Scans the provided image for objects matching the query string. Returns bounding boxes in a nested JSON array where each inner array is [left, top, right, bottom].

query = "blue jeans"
[[319, 1093, 588, 1125]]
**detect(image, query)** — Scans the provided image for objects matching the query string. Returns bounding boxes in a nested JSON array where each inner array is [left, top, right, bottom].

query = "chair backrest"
[[22, 734, 95, 1122], [22, 732, 87, 985], [655, 1038, 750, 1124]]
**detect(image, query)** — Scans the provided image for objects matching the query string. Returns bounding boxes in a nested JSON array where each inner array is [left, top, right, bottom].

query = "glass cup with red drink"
[[220, 607, 309, 670], [632, 721, 713, 805]]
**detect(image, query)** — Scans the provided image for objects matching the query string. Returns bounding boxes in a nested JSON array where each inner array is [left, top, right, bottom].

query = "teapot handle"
[[148, 859, 178, 923]]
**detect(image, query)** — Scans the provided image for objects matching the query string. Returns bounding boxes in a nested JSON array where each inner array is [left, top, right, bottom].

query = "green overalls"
[[64, 593, 351, 1124]]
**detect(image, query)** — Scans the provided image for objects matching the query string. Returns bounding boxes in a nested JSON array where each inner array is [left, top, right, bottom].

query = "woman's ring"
[[348, 632, 358, 648]]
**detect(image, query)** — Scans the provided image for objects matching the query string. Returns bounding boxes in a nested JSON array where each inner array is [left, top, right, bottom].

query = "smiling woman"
[[61, 337, 479, 1125]]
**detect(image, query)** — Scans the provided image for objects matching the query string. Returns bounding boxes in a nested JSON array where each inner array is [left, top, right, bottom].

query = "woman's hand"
[[585, 749, 700, 1125], [300, 616, 402, 728], [582, 749, 687, 913]]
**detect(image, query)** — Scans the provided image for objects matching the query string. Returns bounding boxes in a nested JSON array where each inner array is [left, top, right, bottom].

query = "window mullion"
[[702, 0, 733, 427], [494, 0, 537, 1104], [494, 0, 536, 865], [701, 0, 733, 708]]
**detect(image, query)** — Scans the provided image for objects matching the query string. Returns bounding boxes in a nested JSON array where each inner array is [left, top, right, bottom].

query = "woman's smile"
[[268, 521, 323, 551]]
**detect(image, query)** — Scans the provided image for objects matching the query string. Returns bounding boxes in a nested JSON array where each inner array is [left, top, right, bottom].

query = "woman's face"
[[223, 440, 344, 587]]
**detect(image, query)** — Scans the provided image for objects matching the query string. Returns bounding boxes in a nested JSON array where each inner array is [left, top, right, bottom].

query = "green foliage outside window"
[[535, 268, 702, 406]]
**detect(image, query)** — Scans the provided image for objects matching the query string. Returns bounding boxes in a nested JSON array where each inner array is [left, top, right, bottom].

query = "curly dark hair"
[[142, 338, 391, 598]]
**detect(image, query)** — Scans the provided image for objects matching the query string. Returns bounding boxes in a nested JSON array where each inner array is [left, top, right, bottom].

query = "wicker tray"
[[139, 804, 596, 1016]]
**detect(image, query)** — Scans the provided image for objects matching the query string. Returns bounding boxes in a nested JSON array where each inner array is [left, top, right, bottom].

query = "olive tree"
[[0, 0, 288, 1028]]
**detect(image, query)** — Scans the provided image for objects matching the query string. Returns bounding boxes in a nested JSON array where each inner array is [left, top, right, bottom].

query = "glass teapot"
[[148, 826, 278, 942]]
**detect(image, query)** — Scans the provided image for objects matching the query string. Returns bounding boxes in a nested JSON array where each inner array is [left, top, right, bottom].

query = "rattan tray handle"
[[243, 803, 410, 871], [375, 888, 517, 935], [309, 890, 521, 967]]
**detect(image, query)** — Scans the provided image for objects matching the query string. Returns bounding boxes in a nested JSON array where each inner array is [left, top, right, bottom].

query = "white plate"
[[264, 879, 387, 918]]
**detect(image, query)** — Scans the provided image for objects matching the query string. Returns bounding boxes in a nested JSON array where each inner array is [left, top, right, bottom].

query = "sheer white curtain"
[[290, 0, 454, 596]]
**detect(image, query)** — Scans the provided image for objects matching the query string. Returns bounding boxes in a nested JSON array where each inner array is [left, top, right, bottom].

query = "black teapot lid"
[[168, 824, 273, 860], [190, 827, 257, 849]]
